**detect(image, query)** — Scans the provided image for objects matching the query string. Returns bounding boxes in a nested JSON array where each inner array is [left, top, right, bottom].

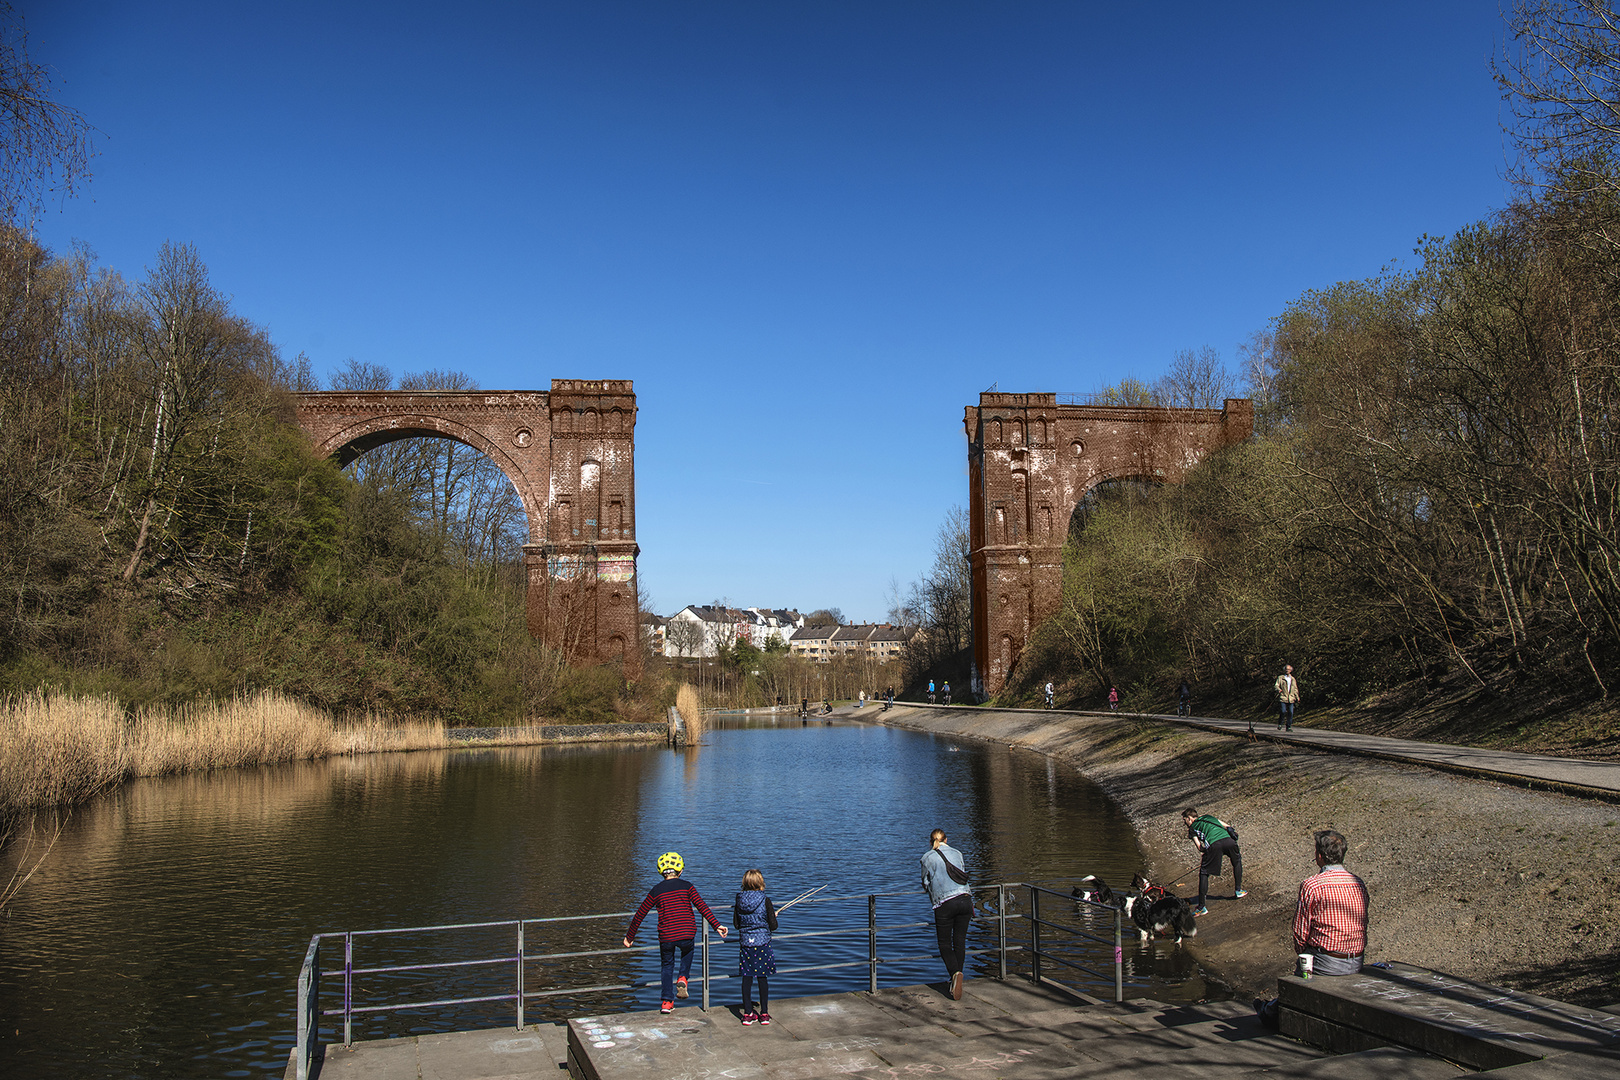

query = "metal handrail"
[[292, 882, 1126, 1080], [1025, 884, 1126, 1003]]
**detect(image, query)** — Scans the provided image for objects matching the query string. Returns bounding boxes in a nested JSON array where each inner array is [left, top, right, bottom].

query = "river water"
[[0, 715, 1223, 1079]]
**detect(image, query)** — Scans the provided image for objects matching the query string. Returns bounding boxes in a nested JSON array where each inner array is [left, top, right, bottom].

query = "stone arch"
[[963, 392, 1253, 697], [291, 384, 641, 678], [313, 412, 540, 532], [1066, 472, 1163, 539]]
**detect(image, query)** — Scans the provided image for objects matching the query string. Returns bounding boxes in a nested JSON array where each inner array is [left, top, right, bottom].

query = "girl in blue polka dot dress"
[[733, 869, 778, 1025]]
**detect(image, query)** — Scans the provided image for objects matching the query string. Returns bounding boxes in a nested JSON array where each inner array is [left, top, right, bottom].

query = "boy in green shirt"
[[1182, 809, 1245, 916]]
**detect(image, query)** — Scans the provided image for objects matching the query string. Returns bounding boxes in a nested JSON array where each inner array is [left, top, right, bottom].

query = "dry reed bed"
[[0, 693, 453, 816], [676, 684, 703, 741]]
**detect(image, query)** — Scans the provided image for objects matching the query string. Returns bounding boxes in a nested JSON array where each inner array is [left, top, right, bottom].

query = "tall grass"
[[0, 692, 459, 819], [330, 717, 450, 754], [676, 683, 703, 742]]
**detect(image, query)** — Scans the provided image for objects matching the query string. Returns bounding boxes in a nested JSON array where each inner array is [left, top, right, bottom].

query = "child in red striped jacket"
[[623, 851, 728, 1012]]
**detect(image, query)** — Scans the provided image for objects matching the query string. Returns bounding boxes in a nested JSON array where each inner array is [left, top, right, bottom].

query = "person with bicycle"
[[1043, 681, 1054, 709], [1177, 679, 1191, 716]]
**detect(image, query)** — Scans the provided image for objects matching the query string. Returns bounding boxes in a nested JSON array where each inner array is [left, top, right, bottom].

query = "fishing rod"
[[775, 884, 829, 913]]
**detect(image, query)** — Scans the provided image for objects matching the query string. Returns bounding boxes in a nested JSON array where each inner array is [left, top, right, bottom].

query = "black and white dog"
[[1072, 875, 1126, 911], [1124, 873, 1197, 945], [1073, 874, 1195, 944]]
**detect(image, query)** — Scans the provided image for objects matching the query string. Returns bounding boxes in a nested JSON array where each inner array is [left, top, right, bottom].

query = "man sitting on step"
[[1256, 829, 1369, 1028]]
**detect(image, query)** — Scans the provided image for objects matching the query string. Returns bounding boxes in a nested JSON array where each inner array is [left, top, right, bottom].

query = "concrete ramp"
[[566, 978, 1325, 1080]]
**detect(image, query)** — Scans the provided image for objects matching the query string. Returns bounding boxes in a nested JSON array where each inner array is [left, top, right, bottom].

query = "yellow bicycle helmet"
[[656, 851, 684, 874]]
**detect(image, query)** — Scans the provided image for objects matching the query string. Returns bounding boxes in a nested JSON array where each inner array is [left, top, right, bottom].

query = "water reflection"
[[0, 718, 1220, 1080]]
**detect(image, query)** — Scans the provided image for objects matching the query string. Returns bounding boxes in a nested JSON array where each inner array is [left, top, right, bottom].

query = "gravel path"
[[879, 707, 1620, 1008]]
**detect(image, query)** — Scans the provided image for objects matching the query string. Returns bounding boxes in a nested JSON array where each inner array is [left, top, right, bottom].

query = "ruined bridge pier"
[[965, 392, 1253, 697], [292, 380, 640, 677]]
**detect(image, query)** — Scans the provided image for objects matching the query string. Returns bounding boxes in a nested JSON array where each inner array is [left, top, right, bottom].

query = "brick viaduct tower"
[[292, 380, 640, 677], [965, 393, 1253, 698]]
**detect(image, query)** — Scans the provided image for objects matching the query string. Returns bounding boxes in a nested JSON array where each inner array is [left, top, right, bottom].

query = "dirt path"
[[876, 707, 1620, 1007]]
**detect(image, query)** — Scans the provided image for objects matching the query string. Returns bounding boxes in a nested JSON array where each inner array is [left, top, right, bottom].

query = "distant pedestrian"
[[623, 852, 727, 1013], [733, 869, 778, 1026], [1044, 681, 1054, 708], [1275, 665, 1301, 731], [858, 690, 866, 709], [1182, 809, 1245, 917], [1177, 679, 1191, 716], [884, 686, 894, 711], [800, 697, 808, 719], [920, 828, 972, 1000], [1107, 686, 1120, 711]]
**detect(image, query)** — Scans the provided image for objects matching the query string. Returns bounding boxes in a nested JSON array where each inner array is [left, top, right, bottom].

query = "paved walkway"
[[293, 967, 1620, 1079], [865, 702, 1620, 801], [296, 979, 1328, 1080]]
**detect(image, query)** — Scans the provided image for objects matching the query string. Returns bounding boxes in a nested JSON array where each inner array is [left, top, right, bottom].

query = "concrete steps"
[[296, 965, 1617, 1079], [1277, 962, 1620, 1071]]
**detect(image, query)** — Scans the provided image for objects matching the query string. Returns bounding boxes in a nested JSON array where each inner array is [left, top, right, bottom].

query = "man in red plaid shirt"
[[1294, 829, 1368, 976], [1256, 829, 1368, 1028]]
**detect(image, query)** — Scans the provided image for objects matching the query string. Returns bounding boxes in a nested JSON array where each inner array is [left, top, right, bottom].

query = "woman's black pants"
[[933, 894, 973, 976]]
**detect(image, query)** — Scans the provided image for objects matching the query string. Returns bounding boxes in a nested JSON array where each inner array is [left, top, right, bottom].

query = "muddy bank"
[[874, 706, 1620, 1007]]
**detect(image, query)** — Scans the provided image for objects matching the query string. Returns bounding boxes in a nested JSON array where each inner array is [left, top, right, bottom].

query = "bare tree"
[[1154, 346, 1233, 409], [665, 616, 707, 660], [121, 242, 266, 582], [0, 4, 95, 223], [1497, 1, 1620, 198]]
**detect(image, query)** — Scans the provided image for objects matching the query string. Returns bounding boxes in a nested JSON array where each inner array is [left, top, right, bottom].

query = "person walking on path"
[[1256, 829, 1368, 1027], [1108, 686, 1120, 711], [1183, 809, 1245, 917], [920, 828, 972, 1000], [1177, 679, 1192, 716], [1044, 681, 1054, 708], [732, 869, 778, 1026], [1275, 664, 1301, 730], [623, 852, 727, 1013]]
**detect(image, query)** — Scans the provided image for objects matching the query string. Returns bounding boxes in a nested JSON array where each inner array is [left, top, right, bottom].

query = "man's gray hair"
[[1315, 829, 1347, 865]]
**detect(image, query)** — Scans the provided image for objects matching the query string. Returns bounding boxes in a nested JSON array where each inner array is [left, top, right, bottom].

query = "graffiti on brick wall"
[[548, 555, 586, 580], [599, 554, 635, 582]]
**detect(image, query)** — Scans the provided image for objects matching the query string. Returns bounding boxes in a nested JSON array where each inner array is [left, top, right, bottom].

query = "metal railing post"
[[296, 937, 319, 1080], [997, 885, 1007, 980], [1029, 885, 1041, 986], [868, 894, 878, 993], [344, 932, 354, 1046], [1113, 907, 1124, 1003], [516, 921, 526, 1029], [701, 921, 710, 1011]]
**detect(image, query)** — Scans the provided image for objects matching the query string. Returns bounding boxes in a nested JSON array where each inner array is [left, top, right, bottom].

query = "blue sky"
[[28, 2, 1513, 621]]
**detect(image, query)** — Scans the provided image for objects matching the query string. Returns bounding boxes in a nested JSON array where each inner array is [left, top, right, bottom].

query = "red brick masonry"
[[964, 393, 1252, 696], [292, 380, 641, 678]]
